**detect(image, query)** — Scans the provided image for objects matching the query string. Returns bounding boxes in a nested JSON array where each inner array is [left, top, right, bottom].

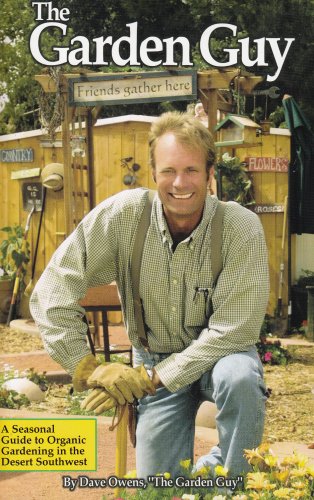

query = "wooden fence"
[[0, 116, 291, 317]]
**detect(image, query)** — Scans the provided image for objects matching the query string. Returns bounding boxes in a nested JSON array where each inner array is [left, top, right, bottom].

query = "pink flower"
[[264, 352, 272, 362]]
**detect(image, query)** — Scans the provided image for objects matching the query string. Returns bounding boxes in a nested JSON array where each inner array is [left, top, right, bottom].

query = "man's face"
[[153, 133, 210, 228]]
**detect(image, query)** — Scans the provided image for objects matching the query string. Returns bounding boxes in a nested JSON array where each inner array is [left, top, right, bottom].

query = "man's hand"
[[87, 363, 156, 404], [72, 354, 99, 392], [151, 367, 164, 389], [81, 388, 117, 414]]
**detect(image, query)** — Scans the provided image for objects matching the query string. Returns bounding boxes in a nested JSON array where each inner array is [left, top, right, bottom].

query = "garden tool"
[[271, 195, 289, 336], [114, 404, 129, 498], [6, 183, 44, 324], [24, 186, 47, 297], [6, 205, 35, 325]]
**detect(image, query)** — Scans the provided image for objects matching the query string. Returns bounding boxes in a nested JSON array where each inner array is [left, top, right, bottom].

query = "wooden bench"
[[80, 283, 132, 364]]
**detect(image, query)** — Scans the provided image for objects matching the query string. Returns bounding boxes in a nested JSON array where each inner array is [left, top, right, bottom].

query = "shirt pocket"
[[184, 283, 213, 328]]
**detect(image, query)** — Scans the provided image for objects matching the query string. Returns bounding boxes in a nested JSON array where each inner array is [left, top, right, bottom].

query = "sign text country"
[[246, 156, 289, 172], [0, 148, 34, 163]]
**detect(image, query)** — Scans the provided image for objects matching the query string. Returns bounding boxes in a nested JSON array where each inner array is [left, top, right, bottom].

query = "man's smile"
[[170, 193, 194, 199]]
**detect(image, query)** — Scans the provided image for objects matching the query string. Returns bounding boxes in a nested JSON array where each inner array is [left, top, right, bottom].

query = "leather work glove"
[[72, 354, 99, 392], [87, 363, 156, 405], [81, 388, 117, 414]]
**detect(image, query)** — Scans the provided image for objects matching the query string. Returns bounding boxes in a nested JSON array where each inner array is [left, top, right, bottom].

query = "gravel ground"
[[0, 324, 44, 353], [1, 324, 314, 445]]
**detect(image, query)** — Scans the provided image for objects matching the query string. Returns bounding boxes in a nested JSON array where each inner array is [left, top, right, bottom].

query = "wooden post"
[[61, 89, 75, 235], [86, 109, 96, 209]]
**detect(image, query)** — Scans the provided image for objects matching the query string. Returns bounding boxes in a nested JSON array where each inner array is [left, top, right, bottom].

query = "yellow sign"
[[11, 168, 41, 180], [0, 418, 97, 471]]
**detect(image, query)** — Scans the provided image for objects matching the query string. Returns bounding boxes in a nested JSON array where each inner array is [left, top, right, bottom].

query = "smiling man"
[[153, 131, 210, 240], [30, 111, 269, 481]]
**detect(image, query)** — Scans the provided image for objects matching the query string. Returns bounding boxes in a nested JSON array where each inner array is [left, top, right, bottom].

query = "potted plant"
[[216, 152, 255, 207], [0, 225, 30, 322]]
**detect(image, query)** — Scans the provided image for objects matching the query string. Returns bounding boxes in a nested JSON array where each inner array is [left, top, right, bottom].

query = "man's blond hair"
[[149, 111, 216, 175]]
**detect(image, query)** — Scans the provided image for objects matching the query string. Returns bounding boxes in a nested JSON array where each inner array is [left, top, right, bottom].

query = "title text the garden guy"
[[30, 2, 294, 82]]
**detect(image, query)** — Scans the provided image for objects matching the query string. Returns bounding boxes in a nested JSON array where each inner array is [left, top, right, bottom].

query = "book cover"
[[1, 1, 314, 499]]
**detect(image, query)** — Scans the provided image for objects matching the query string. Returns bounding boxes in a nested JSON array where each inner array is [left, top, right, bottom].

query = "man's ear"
[[208, 165, 215, 182], [152, 169, 156, 183], [207, 166, 215, 194]]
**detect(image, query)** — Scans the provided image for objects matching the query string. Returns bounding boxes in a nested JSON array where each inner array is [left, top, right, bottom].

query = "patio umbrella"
[[282, 95, 314, 235]]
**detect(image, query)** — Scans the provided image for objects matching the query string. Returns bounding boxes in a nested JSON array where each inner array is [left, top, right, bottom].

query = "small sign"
[[245, 156, 289, 172], [251, 204, 284, 214], [1, 148, 34, 163], [22, 182, 44, 212], [68, 70, 197, 106], [40, 140, 62, 148], [11, 168, 41, 180]]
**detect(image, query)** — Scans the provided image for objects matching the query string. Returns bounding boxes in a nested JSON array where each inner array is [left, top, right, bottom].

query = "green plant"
[[25, 367, 48, 391], [244, 443, 314, 499], [105, 444, 314, 499], [0, 388, 30, 409], [216, 153, 255, 207], [256, 338, 291, 365], [269, 106, 287, 129], [0, 365, 48, 410], [0, 365, 48, 389], [0, 225, 30, 285], [256, 316, 291, 365]]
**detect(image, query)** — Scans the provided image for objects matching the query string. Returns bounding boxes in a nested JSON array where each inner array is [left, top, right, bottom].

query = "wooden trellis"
[[35, 68, 263, 235]]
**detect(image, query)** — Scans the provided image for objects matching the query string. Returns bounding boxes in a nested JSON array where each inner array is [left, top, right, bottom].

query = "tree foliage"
[[1, 0, 314, 133], [0, 0, 40, 133]]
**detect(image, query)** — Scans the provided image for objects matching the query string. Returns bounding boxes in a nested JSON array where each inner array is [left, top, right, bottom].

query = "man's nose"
[[172, 173, 188, 189]]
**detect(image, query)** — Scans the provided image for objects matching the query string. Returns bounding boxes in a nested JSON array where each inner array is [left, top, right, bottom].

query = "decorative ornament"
[[121, 157, 141, 186]]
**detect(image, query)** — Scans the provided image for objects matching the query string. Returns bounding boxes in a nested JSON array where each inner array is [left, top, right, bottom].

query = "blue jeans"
[[133, 347, 267, 479]]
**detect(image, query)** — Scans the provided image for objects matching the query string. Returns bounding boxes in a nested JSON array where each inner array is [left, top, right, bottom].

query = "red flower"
[[264, 352, 272, 362]]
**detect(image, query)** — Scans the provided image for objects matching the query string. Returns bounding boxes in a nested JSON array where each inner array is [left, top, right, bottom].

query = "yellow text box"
[[0, 418, 97, 471]]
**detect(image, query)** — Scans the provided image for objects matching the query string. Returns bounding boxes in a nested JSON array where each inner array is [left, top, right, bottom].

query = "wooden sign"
[[11, 168, 41, 180], [0, 148, 34, 163], [251, 204, 284, 214], [68, 70, 197, 106], [245, 156, 289, 172]]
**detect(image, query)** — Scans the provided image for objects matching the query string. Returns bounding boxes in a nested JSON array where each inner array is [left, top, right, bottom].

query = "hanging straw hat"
[[41, 163, 64, 191]]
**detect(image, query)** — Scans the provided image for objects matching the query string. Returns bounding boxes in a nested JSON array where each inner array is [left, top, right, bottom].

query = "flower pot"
[[0, 279, 14, 323]]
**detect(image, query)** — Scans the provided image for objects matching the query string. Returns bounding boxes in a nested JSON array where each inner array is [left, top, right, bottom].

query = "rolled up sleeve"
[[30, 207, 117, 375]]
